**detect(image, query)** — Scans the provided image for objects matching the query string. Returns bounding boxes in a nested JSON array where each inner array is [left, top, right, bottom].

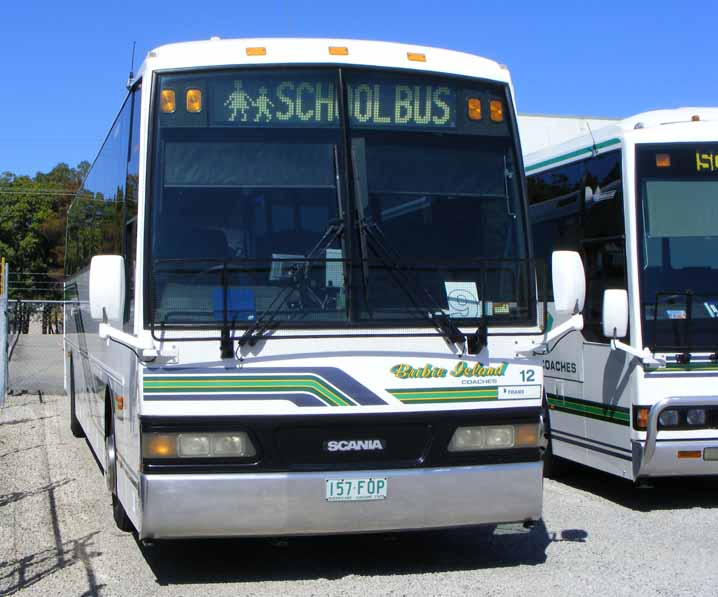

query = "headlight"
[[143, 431, 256, 459], [448, 423, 540, 452], [686, 409, 706, 426], [658, 409, 680, 427]]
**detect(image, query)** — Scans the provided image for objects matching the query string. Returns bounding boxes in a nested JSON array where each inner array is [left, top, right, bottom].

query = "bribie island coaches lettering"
[[391, 362, 509, 379], [64, 37, 588, 541]]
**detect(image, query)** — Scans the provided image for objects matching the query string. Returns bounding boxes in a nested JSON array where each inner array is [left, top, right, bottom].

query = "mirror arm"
[[99, 323, 160, 361], [610, 338, 666, 367], [515, 313, 584, 357]]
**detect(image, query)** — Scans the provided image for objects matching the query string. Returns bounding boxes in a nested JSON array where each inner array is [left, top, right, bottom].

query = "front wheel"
[[542, 409, 567, 479], [68, 356, 84, 438], [106, 411, 134, 533]]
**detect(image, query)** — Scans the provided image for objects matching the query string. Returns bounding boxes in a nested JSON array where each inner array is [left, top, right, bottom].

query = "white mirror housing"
[[602, 289, 628, 339], [551, 251, 586, 314], [89, 255, 125, 323]]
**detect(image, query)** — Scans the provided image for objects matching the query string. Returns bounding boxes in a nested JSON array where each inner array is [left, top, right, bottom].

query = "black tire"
[[106, 400, 134, 533], [112, 494, 134, 533], [542, 409, 567, 479], [68, 355, 84, 438]]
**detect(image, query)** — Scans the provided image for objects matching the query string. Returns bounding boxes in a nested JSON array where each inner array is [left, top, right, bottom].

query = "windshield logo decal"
[[324, 439, 386, 452], [390, 361, 508, 380]]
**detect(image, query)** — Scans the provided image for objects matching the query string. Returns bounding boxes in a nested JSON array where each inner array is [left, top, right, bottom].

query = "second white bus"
[[525, 108, 718, 482]]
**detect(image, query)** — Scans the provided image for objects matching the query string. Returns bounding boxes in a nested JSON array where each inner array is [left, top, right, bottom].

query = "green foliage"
[[0, 161, 88, 298]]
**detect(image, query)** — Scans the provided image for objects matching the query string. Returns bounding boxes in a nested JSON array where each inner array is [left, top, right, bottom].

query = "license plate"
[[325, 477, 387, 502]]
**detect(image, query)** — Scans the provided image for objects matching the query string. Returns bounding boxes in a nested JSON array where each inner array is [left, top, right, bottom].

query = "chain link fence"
[[7, 296, 66, 396]]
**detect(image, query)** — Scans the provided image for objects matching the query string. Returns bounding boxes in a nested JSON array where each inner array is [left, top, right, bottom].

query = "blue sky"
[[1, 0, 715, 176]]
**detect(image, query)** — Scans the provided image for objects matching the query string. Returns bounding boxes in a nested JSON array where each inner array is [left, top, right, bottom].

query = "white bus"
[[525, 108, 718, 483], [64, 37, 585, 540]]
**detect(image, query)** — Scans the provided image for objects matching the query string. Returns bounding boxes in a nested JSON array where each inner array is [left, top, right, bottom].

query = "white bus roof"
[[524, 107, 718, 173], [138, 37, 512, 84], [518, 114, 619, 155]]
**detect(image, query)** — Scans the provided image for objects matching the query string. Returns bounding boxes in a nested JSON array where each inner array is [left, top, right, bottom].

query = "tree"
[[0, 161, 87, 298]]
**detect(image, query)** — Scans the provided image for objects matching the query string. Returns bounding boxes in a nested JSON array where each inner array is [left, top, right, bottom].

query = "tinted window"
[[66, 95, 132, 276], [636, 143, 718, 350], [528, 162, 585, 298], [124, 85, 141, 328], [527, 151, 626, 342], [582, 151, 625, 341]]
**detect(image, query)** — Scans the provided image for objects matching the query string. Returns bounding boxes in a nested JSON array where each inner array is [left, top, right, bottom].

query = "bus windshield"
[[148, 68, 532, 332], [636, 143, 718, 351]]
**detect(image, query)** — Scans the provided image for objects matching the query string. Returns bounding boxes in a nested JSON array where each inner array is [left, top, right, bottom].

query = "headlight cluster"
[[448, 423, 541, 452], [658, 408, 708, 429], [143, 431, 256, 459]]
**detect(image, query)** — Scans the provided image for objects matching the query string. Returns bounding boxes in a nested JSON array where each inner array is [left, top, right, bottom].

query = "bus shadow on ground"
[[550, 460, 718, 512], [139, 521, 561, 585]]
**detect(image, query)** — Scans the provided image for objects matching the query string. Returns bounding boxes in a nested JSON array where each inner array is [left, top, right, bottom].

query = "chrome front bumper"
[[636, 395, 718, 478], [635, 439, 718, 478], [139, 462, 543, 539]]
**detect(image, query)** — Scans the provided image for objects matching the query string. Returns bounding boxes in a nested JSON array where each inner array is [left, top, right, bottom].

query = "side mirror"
[[89, 255, 125, 324], [602, 289, 628, 339], [551, 251, 586, 314]]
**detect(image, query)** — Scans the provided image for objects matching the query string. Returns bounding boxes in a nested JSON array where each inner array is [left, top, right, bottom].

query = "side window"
[[582, 151, 626, 342], [527, 162, 584, 299], [124, 84, 141, 329], [65, 97, 132, 278]]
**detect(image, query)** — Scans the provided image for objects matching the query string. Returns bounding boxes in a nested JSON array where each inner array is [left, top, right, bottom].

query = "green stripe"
[[398, 397, 496, 404], [662, 362, 718, 372], [391, 390, 496, 399], [143, 375, 350, 407], [526, 138, 621, 172], [389, 386, 498, 404], [547, 395, 629, 425]]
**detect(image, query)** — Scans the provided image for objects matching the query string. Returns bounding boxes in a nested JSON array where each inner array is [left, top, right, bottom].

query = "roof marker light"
[[246, 47, 267, 56], [329, 46, 349, 56], [656, 153, 671, 168], [407, 52, 426, 62]]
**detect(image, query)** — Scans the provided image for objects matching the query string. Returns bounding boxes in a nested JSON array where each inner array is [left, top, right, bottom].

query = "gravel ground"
[[1, 392, 717, 596], [7, 326, 64, 395]]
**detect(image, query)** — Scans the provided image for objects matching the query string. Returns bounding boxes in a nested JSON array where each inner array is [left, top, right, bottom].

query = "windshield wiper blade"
[[357, 218, 465, 347], [238, 220, 344, 347]]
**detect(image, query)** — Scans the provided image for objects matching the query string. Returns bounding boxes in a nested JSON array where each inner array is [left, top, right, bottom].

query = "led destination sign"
[[696, 149, 718, 172], [210, 75, 457, 129]]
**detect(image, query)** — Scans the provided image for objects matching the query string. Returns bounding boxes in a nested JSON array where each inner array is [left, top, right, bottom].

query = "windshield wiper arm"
[[238, 220, 345, 348], [357, 217, 465, 347]]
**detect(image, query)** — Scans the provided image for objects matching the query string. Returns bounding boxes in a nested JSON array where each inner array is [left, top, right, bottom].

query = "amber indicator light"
[[490, 99, 504, 122], [160, 89, 176, 113], [186, 89, 202, 113], [656, 153, 671, 168], [467, 98, 482, 121]]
